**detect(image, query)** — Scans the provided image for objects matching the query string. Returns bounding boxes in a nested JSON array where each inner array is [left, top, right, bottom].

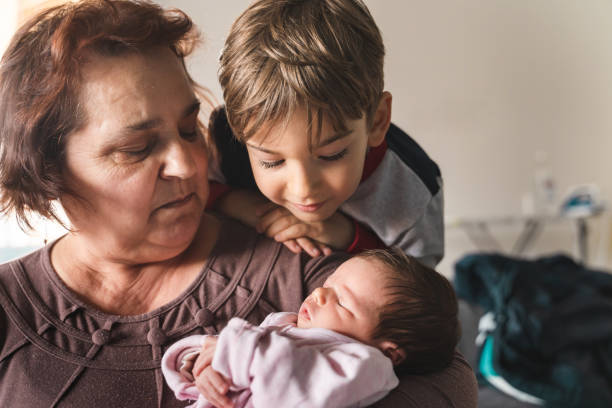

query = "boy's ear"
[[378, 340, 406, 366], [367, 91, 392, 148]]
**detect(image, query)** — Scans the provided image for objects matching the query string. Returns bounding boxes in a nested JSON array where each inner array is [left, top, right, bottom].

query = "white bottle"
[[533, 151, 557, 216]]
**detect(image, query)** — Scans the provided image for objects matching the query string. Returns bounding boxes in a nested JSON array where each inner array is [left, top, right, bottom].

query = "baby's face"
[[297, 256, 389, 344]]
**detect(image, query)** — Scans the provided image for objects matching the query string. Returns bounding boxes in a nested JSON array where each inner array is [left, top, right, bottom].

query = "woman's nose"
[[160, 138, 198, 179]]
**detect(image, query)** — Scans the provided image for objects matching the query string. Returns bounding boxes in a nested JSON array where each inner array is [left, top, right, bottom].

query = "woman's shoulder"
[[211, 216, 348, 272], [0, 246, 50, 353], [372, 351, 478, 408], [0, 245, 49, 291], [209, 216, 349, 321]]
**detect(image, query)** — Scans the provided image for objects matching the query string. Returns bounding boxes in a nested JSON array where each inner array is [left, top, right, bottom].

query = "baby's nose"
[[312, 287, 327, 305]]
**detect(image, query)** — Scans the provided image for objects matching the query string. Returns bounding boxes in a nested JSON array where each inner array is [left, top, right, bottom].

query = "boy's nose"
[[288, 163, 319, 200]]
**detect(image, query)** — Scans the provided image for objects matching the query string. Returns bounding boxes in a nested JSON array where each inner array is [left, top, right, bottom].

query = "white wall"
[[157, 0, 612, 275], [161, 0, 612, 215], [2, 0, 611, 274], [0, 1, 17, 54]]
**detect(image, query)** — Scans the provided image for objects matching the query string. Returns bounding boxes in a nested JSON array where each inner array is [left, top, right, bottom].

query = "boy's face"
[[245, 107, 382, 222], [297, 256, 389, 344]]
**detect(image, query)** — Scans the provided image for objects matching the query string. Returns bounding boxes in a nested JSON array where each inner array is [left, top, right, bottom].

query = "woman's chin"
[[149, 214, 202, 253]]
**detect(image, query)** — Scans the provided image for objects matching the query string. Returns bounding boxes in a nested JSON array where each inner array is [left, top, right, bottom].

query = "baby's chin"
[[296, 315, 307, 329], [296, 314, 316, 330]]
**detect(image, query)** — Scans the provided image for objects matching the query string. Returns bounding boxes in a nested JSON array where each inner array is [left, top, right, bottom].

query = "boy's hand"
[[217, 189, 348, 256], [215, 189, 269, 228], [256, 204, 354, 255], [192, 337, 233, 408]]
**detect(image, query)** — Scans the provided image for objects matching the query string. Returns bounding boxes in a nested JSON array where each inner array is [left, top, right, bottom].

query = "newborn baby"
[[162, 249, 459, 408]]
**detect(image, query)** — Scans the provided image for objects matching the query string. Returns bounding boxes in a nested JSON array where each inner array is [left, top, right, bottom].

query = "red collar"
[[361, 140, 387, 182]]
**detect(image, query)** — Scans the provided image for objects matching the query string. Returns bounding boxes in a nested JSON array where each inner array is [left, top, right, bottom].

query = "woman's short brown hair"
[[358, 248, 460, 375], [0, 0, 202, 229], [218, 0, 385, 142]]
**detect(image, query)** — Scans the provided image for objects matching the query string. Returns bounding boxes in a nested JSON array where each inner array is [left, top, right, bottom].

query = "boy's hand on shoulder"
[[255, 203, 332, 257], [216, 189, 269, 228], [215, 189, 337, 257], [256, 205, 354, 256]]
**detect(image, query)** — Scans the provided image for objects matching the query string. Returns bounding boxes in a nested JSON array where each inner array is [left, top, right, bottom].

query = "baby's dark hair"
[[357, 248, 460, 375]]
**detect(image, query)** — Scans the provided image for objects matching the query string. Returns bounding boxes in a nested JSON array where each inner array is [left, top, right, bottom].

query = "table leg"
[[576, 218, 588, 264], [511, 219, 543, 256]]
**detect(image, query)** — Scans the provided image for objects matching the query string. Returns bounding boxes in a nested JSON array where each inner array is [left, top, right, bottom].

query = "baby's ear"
[[367, 91, 392, 148], [378, 340, 406, 366]]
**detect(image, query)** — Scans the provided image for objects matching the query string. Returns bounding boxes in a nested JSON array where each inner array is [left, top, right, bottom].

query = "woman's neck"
[[50, 214, 220, 315]]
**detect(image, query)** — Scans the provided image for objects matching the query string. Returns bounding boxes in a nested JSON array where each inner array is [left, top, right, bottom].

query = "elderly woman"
[[0, 1, 476, 407]]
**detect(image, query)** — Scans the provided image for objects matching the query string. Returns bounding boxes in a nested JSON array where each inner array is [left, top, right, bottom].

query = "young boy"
[[162, 249, 460, 408], [207, 0, 444, 267]]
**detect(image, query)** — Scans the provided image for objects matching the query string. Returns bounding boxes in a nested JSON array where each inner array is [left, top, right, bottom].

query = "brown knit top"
[[0, 217, 477, 407]]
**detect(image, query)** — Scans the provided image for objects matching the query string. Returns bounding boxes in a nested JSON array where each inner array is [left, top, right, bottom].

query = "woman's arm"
[[370, 351, 478, 408]]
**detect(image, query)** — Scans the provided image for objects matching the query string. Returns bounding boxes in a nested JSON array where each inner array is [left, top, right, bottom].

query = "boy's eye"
[[319, 148, 348, 162], [180, 129, 199, 141], [259, 159, 284, 169]]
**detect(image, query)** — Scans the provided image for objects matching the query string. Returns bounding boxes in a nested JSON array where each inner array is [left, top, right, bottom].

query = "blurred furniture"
[[448, 210, 605, 264]]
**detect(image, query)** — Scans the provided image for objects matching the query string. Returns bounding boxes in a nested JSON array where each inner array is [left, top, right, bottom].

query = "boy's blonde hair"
[[218, 0, 385, 143]]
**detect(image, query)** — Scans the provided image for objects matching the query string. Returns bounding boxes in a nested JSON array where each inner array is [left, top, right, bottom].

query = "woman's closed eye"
[[319, 148, 348, 162], [125, 144, 153, 155], [114, 142, 155, 163], [180, 102, 201, 141]]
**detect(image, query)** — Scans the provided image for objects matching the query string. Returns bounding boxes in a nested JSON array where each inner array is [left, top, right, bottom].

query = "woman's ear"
[[367, 91, 392, 148], [379, 340, 406, 366]]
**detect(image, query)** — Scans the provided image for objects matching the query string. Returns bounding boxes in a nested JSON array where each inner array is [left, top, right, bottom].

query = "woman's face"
[[61, 47, 209, 262]]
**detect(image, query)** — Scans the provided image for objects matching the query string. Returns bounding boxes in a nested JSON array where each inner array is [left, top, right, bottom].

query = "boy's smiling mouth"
[[290, 201, 326, 213]]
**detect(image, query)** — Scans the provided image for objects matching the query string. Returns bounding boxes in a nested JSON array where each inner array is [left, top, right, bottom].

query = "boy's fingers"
[[295, 237, 320, 257], [321, 245, 332, 256], [273, 223, 309, 243], [255, 207, 283, 233], [257, 209, 295, 235], [264, 215, 302, 237], [254, 201, 278, 217], [282, 239, 302, 254]]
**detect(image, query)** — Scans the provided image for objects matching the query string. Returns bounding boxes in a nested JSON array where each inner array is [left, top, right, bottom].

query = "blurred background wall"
[[2, 0, 611, 276]]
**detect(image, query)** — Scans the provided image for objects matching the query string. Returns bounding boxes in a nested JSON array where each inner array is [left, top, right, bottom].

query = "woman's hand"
[[255, 204, 354, 256], [192, 337, 233, 408]]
